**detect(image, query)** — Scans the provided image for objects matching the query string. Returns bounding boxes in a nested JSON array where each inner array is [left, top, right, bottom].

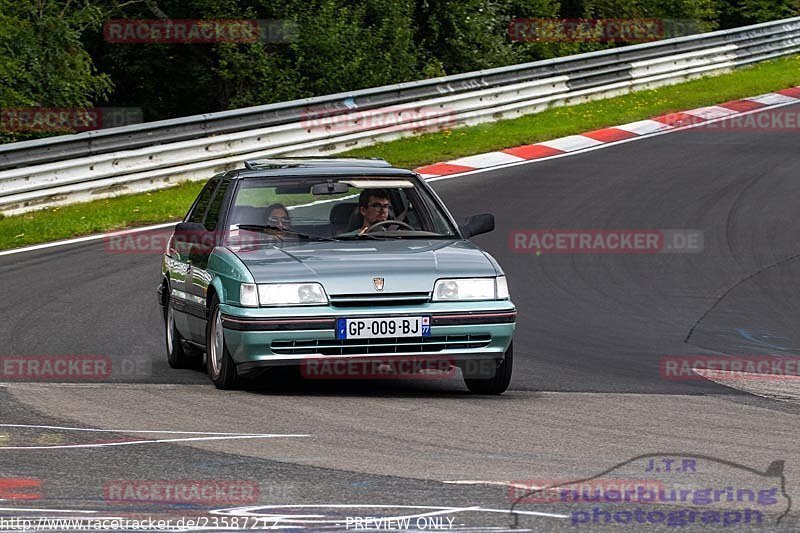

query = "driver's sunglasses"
[[268, 216, 291, 225], [367, 203, 391, 211]]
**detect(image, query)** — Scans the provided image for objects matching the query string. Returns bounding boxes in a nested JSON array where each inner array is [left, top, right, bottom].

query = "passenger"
[[265, 203, 293, 239]]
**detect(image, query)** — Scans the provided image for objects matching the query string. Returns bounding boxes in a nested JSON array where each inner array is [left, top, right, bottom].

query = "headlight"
[[240, 283, 259, 307], [257, 283, 328, 306], [496, 275, 509, 299], [432, 277, 509, 301]]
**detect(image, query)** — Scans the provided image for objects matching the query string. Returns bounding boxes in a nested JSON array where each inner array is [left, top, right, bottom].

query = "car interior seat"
[[329, 202, 359, 234], [228, 206, 269, 227]]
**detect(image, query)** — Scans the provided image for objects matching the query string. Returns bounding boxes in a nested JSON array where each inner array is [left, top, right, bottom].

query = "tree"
[[0, 0, 112, 140], [285, 0, 419, 96], [715, 0, 800, 27], [581, 0, 719, 34]]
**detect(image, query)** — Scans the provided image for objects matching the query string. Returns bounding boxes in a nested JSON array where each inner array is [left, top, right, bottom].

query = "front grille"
[[330, 292, 431, 307], [271, 334, 491, 356]]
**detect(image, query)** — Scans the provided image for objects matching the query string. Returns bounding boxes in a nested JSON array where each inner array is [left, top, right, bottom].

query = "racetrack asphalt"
[[0, 102, 798, 531]]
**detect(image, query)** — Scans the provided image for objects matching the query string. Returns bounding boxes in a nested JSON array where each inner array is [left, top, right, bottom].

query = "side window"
[[204, 178, 232, 231], [408, 187, 454, 235], [187, 179, 219, 224], [405, 201, 422, 229]]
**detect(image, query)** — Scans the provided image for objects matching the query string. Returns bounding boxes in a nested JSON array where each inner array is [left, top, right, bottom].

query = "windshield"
[[224, 176, 459, 244]]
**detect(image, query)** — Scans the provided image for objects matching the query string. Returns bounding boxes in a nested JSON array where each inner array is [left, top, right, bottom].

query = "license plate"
[[336, 316, 431, 339]]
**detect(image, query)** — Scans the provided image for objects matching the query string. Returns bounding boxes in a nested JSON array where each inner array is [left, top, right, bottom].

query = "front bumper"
[[219, 302, 516, 374]]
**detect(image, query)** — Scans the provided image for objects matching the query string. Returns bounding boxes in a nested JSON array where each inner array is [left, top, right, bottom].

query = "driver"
[[358, 189, 392, 233]]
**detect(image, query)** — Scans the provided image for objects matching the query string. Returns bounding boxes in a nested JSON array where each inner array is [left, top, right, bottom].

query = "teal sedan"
[[157, 158, 516, 393]]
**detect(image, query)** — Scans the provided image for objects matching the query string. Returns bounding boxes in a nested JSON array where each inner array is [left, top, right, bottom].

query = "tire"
[[463, 342, 513, 395], [206, 294, 241, 390], [164, 289, 203, 369]]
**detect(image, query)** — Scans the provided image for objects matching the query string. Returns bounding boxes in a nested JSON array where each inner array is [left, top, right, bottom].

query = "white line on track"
[[0, 435, 309, 450], [212, 504, 569, 522], [0, 423, 308, 450], [0, 508, 97, 513], [691, 369, 800, 404], [0, 222, 176, 258], [442, 480, 541, 490], [443, 480, 510, 486], [0, 423, 298, 435], [0, 515, 249, 532]]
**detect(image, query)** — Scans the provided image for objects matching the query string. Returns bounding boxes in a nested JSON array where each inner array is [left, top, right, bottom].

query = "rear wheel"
[[206, 295, 241, 390], [463, 342, 513, 395], [164, 289, 203, 369]]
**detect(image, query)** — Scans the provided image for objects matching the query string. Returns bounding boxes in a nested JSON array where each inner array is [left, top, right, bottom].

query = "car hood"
[[229, 239, 498, 295]]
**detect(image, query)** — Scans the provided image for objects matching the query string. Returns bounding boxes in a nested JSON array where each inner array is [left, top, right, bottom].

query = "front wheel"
[[206, 295, 241, 390], [463, 342, 513, 395], [164, 291, 203, 369]]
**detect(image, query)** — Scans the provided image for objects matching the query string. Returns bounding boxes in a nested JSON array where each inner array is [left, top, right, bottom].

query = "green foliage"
[[582, 0, 719, 24], [0, 0, 112, 108], [715, 0, 800, 26], [288, 0, 419, 95], [0, 0, 112, 141]]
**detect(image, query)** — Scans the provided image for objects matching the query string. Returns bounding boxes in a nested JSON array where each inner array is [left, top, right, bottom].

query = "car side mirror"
[[175, 221, 207, 234], [460, 213, 495, 238], [173, 221, 213, 245]]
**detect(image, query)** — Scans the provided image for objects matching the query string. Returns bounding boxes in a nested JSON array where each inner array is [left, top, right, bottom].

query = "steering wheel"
[[365, 220, 415, 233]]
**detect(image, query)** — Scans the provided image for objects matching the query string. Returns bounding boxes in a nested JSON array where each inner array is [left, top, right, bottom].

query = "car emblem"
[[373, 277, 385, 291]]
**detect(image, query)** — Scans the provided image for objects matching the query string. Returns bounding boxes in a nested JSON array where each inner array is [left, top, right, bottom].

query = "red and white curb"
[[414, 87, 800, 178]]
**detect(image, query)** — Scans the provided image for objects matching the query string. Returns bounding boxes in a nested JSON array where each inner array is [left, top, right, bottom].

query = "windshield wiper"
[[337, 231, 455, 240], [236, 224, 339, 242], [387, 233, 457, 239], [336, 233, 390, 240]]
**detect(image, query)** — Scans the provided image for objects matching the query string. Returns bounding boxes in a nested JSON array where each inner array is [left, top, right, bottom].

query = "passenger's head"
[[358, 189, 391, 227], [266, 203, 291, 230]]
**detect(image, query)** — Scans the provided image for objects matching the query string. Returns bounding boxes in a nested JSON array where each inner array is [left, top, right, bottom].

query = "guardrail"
[[1, 16, 799, 215]]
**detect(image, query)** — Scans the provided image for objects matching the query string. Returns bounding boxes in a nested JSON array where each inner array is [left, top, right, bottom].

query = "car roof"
[[227, 166, 419, 179], [243, 157, 393, 169], [223, 157, 419, 180]]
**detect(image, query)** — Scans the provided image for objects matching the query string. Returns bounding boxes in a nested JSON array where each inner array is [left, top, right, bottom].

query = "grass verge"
[[0, 182, 204, 250], [2, 54, 800, 252]]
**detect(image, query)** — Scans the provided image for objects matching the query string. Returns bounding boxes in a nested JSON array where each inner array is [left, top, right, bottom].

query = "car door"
[[185, 176, 233, 342], [167, 177, 219, 337]]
